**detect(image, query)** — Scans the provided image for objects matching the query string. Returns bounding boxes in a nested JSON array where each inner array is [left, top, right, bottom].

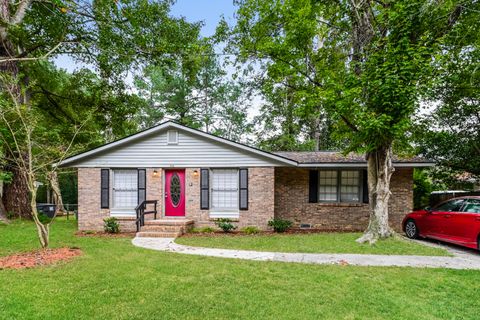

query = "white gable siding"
[[68, 129, 285, 168]]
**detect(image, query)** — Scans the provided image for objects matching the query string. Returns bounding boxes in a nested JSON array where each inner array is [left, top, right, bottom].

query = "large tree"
[[0, 0, 204, 218], [415, 9, 479, 184], [253, 75, 340, 151], [135, 45, 253, 142], [230, 0, 476, 242]]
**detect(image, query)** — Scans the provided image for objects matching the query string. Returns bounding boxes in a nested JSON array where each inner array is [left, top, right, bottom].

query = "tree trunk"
[[48, 171, 66, 214], [30, 196, 49, 248], [357, 144, 395, 244], [0, 194, 9, 223], [0, 0, 31, 219], [3, 166, 31, 218]]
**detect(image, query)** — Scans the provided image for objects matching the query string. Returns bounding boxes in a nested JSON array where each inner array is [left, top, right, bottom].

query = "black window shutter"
[[100, 169, 109, 209], [362, 169, 369, 203], [200, 169, 209, 210], [308, 170, 319, 203], [138, 169, 146, 204], [239, 168, 248, 210]]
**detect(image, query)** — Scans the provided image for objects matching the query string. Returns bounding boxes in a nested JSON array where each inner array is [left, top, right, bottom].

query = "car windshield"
[[462, 199, 480, 213], [434, 199, 465, 212]]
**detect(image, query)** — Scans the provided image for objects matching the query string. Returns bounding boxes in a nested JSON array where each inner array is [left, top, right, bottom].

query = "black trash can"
[[36, 203, 57, 218]]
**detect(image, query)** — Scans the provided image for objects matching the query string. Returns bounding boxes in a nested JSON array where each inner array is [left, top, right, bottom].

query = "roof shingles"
[[274, 151, 431, 164]]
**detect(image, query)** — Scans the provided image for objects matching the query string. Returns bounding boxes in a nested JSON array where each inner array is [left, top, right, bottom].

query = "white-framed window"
[[167, 130, 178, 144], [318, 170, 361, 203], [210, 169, 239, 216], [112, 169, 138, 210]]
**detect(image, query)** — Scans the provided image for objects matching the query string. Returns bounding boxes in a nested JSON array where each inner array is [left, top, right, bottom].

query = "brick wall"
[[274, 167, 413, 232], [78, 168, 108, 231], [78, 167, 275, 232], [77, 167, 163, 232], [78, 166, 411, 232], [185, 167, 275, 230]]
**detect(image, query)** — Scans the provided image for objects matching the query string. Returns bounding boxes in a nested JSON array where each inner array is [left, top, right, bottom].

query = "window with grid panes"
[[340, 171, 360, 202], [318, 170, 338, 201], [318, 170, 362, 203]]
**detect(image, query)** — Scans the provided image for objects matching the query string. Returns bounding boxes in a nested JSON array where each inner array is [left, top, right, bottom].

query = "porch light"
[[193, 170, 199, 177], [153, 170, 159, 177]]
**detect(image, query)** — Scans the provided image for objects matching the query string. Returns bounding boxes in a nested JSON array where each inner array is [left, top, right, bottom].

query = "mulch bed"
[[0, 247, 82, 270], [75, 231, 136, 238]]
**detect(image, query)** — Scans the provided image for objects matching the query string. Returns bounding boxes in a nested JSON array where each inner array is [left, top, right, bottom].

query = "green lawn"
[[1, 219, 478, 319], [175, 232, 450, 256]]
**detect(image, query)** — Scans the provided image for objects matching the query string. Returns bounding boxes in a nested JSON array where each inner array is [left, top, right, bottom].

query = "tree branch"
[[0, 41, 62, 62], [10, 0, 32, 25]]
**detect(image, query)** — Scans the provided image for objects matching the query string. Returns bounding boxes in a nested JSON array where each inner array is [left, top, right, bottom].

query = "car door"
[[447, 199, 480, 248], [429, 199, 466, 240]]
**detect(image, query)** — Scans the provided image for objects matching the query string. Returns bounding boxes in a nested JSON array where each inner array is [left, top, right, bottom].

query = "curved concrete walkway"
[[132, 237, 480, 270]]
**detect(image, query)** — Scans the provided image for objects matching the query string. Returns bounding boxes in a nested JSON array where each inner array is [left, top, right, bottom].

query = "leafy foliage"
[[268, 218, 292, 233], [415, 10, 480, 185], [103, 217, 120, 234], [230, 0, 477, 240], [240, 226, 260, 235], [214, 218, 237, 233], [413, 169, 433, 210], [134, 45, 253, 142], [190, 226, 216, 234]]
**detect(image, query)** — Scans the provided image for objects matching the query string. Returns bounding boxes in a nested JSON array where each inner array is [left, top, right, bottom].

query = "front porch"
[[136, 219, 194, 238], [135, 199, 194, 238]]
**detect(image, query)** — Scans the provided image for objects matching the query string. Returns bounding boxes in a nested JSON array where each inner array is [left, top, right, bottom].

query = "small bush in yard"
[[215, 218, 237, 233], [241, 226, 260, 235], [190, 227, 215, 233], [104, 217, 120, 234], [268, 218, 293, 233]]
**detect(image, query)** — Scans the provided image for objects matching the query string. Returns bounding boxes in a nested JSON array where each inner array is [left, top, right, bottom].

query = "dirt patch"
[[75, 231, 135, 238], [0, 247, 82, 270]]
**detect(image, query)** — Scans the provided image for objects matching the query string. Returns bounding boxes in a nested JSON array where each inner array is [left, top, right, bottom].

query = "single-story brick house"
[[59, 121, 433, 236]]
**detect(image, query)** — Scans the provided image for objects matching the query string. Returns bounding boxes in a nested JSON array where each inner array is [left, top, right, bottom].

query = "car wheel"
[[478, 235, 480, 251], [405, 219, 419, 239]]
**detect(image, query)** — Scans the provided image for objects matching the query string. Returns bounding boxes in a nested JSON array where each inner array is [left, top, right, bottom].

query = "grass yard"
[[176, 232, 450, 256], [0, 219, 478, 320]]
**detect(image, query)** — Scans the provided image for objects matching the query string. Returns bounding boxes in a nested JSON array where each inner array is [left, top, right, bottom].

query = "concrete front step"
[[136, 231, 181, 238], [144, 219, 194, 226], [141, 225, 188, 233], [139, 218, 194, 238]]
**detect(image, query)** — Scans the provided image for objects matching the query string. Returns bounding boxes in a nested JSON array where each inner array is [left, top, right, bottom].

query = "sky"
[[54, 0, 237, 71], [170, 0, 236, 37]]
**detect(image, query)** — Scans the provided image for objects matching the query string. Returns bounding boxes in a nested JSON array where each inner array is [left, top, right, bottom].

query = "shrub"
[[215, 218, 237, 233], [103, 217, 120, 234], [268, 218, 292, 233], [190, 227, 215, 233], [241, 226, 260, 235], [37, 212, 52, 224]]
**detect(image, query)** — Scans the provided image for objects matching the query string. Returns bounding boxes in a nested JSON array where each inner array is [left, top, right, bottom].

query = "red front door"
[[164, 169, 185, 216]]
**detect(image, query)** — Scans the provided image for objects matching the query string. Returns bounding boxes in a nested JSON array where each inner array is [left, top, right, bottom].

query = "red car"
[[402, 196, 480, 250]]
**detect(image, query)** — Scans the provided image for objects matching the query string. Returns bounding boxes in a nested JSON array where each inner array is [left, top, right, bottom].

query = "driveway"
[[132, 237, 480, 270]]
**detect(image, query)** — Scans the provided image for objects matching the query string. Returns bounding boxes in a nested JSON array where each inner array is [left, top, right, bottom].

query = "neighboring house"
[[59, 121, 433, 236]]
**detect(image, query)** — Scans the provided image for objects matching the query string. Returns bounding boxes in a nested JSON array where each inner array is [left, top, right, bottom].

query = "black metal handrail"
[[135, 200, 158, 232]]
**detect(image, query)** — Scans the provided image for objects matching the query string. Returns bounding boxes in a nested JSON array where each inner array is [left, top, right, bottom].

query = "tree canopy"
[[228, 0, 477, 242]]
